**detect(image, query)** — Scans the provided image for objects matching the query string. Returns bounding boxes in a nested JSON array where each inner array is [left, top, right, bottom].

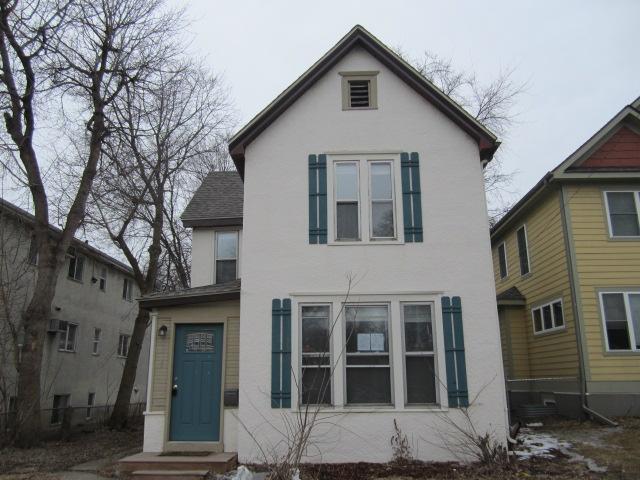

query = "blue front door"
[[170, 324, 223, 441]]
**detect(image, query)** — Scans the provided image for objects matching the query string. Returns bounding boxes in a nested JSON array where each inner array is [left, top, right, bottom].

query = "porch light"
[[158, 325, 168, 337]]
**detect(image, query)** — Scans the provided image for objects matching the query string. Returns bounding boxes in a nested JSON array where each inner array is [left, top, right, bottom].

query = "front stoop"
[[132, 470, 209, 480], [118, 452, 237, 477]]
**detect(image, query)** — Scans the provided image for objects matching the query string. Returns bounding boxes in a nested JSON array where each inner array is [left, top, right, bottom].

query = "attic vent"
[[349, 80, 370, 107], [340, 71, 378, 110]]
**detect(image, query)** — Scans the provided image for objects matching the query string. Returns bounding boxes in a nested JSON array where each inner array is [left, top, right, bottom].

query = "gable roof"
[[181, 171, 243, 227], [0, 197, 133, 276], [491, 96, 640, 240], [228, 25, 499, 177]]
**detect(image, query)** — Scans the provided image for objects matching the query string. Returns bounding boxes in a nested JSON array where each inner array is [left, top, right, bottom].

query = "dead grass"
[[0, 422, 142, 478]]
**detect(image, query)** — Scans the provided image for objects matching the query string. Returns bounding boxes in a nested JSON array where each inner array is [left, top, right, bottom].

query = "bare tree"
[[82, 59, 232, 427], [396, 49, 526, 222], [0, 0, 182, 446]]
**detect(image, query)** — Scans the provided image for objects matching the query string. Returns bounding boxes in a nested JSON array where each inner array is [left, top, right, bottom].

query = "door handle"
[[172, 384, 178, 395]]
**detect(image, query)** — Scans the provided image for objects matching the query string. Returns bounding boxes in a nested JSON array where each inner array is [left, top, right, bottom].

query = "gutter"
[[559, 185, 618, 428]]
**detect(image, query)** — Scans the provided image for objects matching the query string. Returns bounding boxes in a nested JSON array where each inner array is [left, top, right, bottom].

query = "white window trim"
[[497, 241, 508, 279], [333, 160, 362, 242], [86, 392, 95, 419], [58, 321, 78, 352], [599, 291, 640, 352], [516, 224, 531, 276], [532, 298, 565, 335], [122, 278, 133, 301], [67, 248, 84, 282], [298, 303, 334, 406], [328, 154, 404, 245], [368, 160, 397, 240], [214, 230, 239, 283], [400, 302, 438, 406], [98, 266, 107, 292], [343, 302, 394, 407], [603, 190, 640, 239]]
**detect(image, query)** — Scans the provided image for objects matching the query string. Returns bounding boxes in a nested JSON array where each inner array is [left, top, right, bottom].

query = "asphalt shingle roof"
[[181, 171, 243, 227], [496, 286, 526, 303], [139, 279, 241, 308]]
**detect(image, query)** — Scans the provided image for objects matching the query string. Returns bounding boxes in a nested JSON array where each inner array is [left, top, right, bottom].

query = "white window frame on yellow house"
[[599, 290, 640, 352], [603, 190, 640, 239], [515, 224, 531, 276], [497, 241, 508, 279], [531, 298, 565, 335]]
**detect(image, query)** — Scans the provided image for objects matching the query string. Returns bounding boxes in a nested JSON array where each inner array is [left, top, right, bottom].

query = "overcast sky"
[[176, 0, 639, 202]]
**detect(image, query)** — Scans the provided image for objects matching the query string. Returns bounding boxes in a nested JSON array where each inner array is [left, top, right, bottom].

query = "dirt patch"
[[0, 423, 142, 478]]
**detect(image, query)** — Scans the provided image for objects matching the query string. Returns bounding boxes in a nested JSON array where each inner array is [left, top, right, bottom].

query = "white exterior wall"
[[237, 47, 507, 462]]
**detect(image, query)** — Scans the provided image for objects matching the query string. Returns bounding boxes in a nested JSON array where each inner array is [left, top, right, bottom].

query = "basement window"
[[340, 71, 378, 110]]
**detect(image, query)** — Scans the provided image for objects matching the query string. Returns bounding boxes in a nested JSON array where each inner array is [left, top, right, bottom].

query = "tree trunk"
[[109, 306, 150, 429]]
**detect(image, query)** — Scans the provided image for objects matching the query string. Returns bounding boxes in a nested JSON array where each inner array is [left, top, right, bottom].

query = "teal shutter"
[[271, 298, 292, 408], [308, 154, 327, 244], [441, 296, 469, 407], [401, 152, 423, 242]]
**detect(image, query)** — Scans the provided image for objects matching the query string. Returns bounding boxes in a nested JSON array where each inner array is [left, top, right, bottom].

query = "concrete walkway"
[[54, 458, 112, 480]]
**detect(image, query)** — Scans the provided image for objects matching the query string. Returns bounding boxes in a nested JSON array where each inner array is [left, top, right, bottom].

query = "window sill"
[[533, 326, 567, 337], [603, 350, 640, 356], [292, 405, 447, 413], [58, 349, 76, 353], [607, 236, 640, 241], [328, 240, 405, 246], [67, 277, 83, 284]]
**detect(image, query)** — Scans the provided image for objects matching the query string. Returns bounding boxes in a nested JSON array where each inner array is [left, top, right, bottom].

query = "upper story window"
[[532, 298, 564, 334], [67, 247, 84, 281], [604, 191, 640, 237], [600, 291, 640, 351], [331, 155, 401, 243], [98, 266, 107, 291], [215, 231, 238, 283], [335, 162, 360, 240], [340, 71, 378, 110], [516, 225, 530, 276], [28, 235, 38, 265], [497, 242, 508, 279], [370, 162, 395, 239], [122, 278, 133, 301], [117, 334, 130, 357], [58, 320, 77, 352], [92, 327, 101, 355]]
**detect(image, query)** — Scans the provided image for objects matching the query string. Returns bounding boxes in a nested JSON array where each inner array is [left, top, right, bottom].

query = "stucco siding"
[[492, 190, 579, 379], [149, 301, 240, 412], [238, 46, 507, 463], [566, 183, 640, 382]]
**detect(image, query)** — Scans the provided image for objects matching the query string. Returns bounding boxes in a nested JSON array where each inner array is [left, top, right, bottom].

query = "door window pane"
[[607, 192, 640, 237], [345, 305, 391, 404]]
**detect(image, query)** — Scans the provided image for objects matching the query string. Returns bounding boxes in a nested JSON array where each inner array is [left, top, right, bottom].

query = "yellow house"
[[491, 96, 640, 419]]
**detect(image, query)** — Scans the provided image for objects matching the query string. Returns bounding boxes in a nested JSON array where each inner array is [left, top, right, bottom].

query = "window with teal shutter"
[[401, 152, 423, 242], [309, 154, 327, 244], [441, 296, 468, 407], [271, 298, 292, 408]]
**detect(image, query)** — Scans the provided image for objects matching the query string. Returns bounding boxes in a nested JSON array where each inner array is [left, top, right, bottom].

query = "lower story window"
[[345, 305, 391, 404], [86, 392, 95, 419], [532, 299, 564, 334], [118, 334, 130, 357], [601, 291, 640, 351], [300, 305, 331, 405], [51, 394, 70, 425], [402, 303, 436, 404], [58, 321, 78, 352]]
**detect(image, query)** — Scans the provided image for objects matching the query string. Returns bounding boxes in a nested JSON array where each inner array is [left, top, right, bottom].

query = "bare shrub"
[[390, 418, 413, 464]]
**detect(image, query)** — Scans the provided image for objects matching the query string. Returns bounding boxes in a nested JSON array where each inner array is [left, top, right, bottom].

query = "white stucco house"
[[139, 25, 508, 464]]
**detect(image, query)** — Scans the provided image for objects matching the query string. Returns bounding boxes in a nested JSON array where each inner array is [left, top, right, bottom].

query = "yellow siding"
[[498, 306, 531, 379], [149, 300, 240, 412], [492, 189, 579, 379], [567, 183, 640, 382]]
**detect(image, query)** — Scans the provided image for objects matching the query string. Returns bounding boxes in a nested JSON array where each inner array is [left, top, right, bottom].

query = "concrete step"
[[132, 469, 209, 480], [119, 452, 237, 475]]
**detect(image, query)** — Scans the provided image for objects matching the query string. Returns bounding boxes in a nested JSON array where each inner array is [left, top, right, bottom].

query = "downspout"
[[559, 185, 617, 427]]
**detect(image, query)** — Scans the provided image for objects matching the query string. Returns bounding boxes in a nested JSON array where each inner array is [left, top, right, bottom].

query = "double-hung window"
[[51, 394, 70, 425], [92, 328, 101, 355], [604, 191, 640, 237], [216, 231, 238, 283], [300, 305, 331, 405], [118, 334, 130, 357], [86, 392, 95, 419], [335, 162, 360, 240], [532, 299, 564, 334], [497, 242, 508, 279], [122, 278, 133, 301], [98, 267, 107, 291], [402, 304, 436, 404], [345, 305, 391, 404], [600, 292, 640, 351], [58, 321, 78, 352], [369, 162, 395, 239], [516, 225, 530, 275], [67, 247, 84, 281]]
